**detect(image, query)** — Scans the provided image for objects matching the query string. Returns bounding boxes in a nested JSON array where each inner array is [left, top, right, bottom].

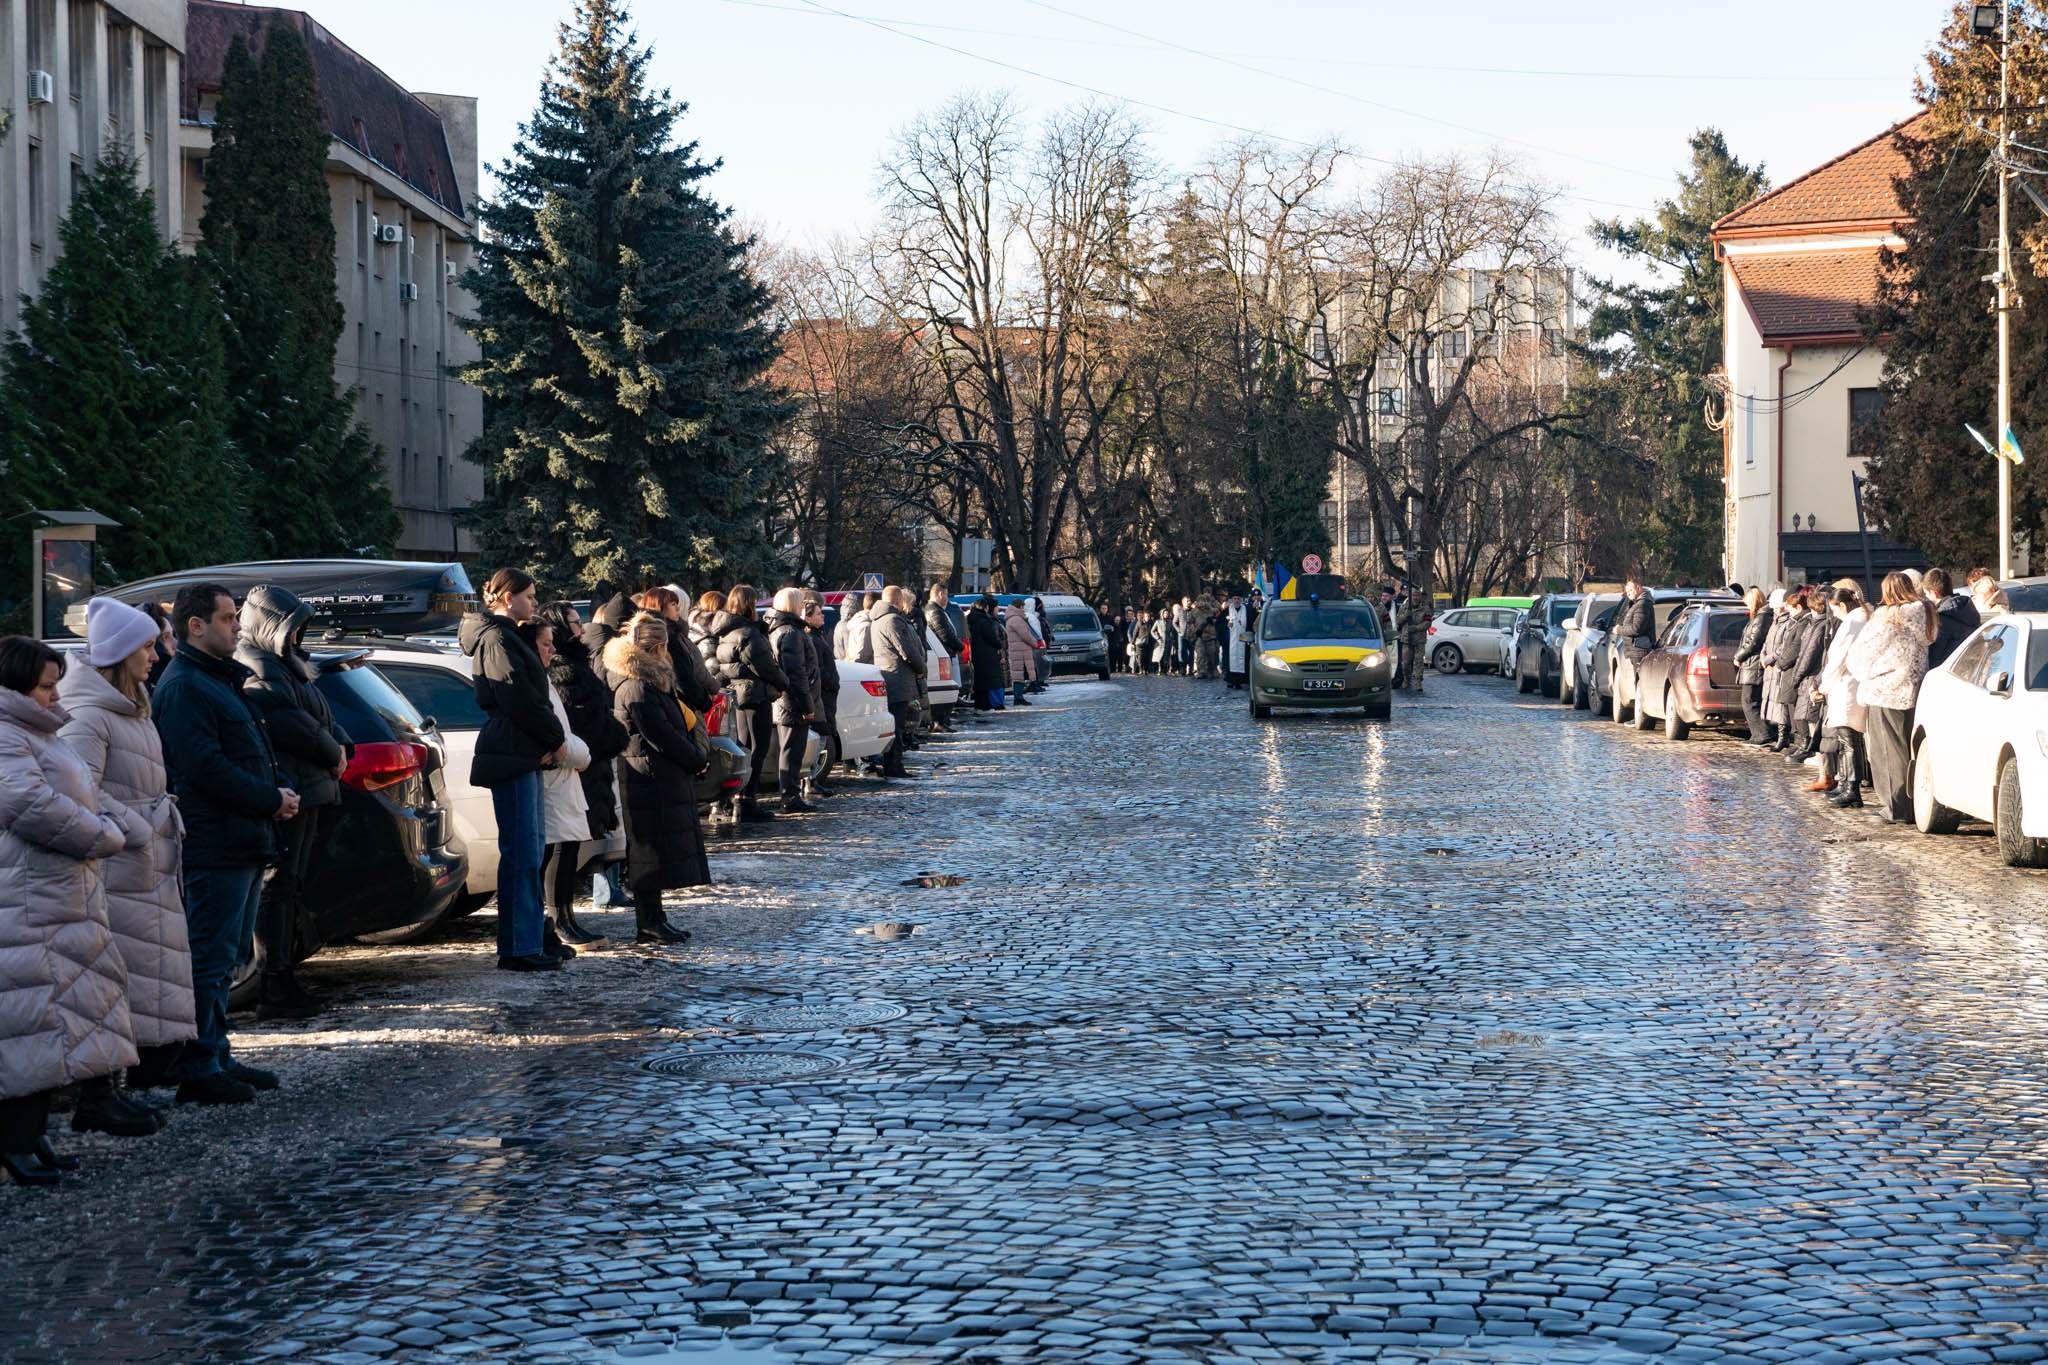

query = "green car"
[[1249, 598, 1395, 720]]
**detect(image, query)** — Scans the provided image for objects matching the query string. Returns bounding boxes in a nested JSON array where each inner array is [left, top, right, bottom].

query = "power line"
[[715, 0, 1896, 83], [769, 0, 1658, 216], [1014, 0, 1688, 187]]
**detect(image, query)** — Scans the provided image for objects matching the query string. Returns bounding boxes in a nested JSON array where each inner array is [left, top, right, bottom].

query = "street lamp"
[[1974, 4, 2002, 37]]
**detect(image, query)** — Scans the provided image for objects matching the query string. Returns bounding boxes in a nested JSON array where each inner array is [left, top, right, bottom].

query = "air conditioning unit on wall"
[[400, 282, 419, 303], [376, 223, 404, 245], [28, 70, 54, 105]]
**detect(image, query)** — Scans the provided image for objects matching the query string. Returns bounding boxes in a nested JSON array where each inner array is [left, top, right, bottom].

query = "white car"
[[1910, 612, 2048, 865], [830, 658, 900, 766], [1425, 606, 1515, 673], [1567, 594, 1622, 710], [1498, 610, 1526, 679], [924, 626, 962, 716]]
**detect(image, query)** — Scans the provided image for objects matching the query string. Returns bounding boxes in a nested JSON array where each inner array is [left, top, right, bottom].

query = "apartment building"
[[179, 0, 482, 558], [0, 0, 185, 339]]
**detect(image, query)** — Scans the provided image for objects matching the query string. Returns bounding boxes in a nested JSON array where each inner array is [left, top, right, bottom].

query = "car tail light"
[[721, 776, 745, 790], [342, 741, 427, 792], [705, 694, 730, 736], [861, 680, 886, 697], [1687, 647, 1711, 680], [1426, 625, 1437, 636], [939, 659, 952, 681]]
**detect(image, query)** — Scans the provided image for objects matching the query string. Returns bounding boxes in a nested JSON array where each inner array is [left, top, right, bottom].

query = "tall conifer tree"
[[461, 0, 792, 590], [201, 18, 398, 557], [1866, 5, 2048, 569], [0, 150, 247, 601]]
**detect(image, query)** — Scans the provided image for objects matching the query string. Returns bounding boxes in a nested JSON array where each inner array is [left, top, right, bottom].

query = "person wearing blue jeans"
[[153, 582, 297, 1105], [490, 771, 546, 961], [460, 568, 569, 973]]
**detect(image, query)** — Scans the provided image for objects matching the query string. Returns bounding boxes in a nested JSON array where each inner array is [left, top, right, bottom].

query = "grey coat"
[[869, 603, 927, 704], [0, 689, 143, 1100], [56, 666, 196, 1049]]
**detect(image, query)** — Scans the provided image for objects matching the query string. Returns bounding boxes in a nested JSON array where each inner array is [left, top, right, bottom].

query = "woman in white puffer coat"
[[0, 636, 150, 1187], [59, 598, 197, 1088]]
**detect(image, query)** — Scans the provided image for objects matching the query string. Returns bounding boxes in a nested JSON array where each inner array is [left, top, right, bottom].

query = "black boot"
[[1, 1151, 59, 1187], [542, 925, 577, 961], [738, 801, 777, 823], [256, 972, 322, 1023], [72, 1077, 160, 1137], [32, 1137, 79, 1171], [552, 901, 606, 948], [633, 890, 691, 945]]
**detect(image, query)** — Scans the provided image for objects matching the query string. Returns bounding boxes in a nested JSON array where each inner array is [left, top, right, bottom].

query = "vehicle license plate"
[[1301, 679, 1345, 691]]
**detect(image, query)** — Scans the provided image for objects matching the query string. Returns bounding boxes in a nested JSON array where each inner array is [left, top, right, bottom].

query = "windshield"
[[1706, 613, 1747, 646], [1046, 609, 1100, 635], [1548, 599, 1578, 626], [1261, 602, 1383, 642]]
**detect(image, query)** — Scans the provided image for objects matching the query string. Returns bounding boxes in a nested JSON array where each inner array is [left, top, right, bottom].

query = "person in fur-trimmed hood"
[[605, 614, 709, 945]]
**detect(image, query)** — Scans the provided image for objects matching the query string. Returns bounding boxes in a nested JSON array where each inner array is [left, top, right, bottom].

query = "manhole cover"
[[902, 874, 967, 887], [726, 1001, 906, 1031], [640, 1050, 842, 1083], [855, 921, 920, 940]]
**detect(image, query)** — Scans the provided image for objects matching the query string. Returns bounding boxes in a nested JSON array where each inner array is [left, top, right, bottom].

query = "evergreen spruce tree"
[[1240, 352, 1336, 570], [201, 18, 398, 558], [1576, 130, 1767, 582], [0, 149, 247, 605], [461, 0, 792, 590], [1866, 4, 2048, 570]]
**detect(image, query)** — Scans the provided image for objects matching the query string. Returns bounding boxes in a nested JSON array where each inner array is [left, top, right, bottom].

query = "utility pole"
[[1998, 0, 2016, 578]]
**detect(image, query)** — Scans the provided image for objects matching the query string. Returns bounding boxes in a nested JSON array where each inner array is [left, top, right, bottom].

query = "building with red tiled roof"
[[1711, 112, 1933, 589]]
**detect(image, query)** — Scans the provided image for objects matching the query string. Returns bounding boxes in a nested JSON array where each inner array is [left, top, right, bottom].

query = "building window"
[[68, 2, 90, 97], [27, 139, 45, 255], [1377, 388, 1402, 416], [26, 0, 52, 72], [1849, 387, 1884, 459], [1541, 326, 1562, 356], [1743, 391, 1755, 467], [1346, 498, 1371, 546], [1442, 330, 1467, 360]]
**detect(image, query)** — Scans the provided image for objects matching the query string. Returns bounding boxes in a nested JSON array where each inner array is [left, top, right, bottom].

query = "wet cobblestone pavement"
[[9, 674, 2048, 1363]]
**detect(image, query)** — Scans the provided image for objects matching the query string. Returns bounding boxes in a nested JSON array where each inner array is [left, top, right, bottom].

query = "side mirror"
[[1992, 671, 2014, 695]]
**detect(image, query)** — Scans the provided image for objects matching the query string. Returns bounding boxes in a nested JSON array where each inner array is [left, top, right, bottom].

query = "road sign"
[[861, 571, 884, 592], [962, 537, 994, 570], [1302, 554, 1323, 574]]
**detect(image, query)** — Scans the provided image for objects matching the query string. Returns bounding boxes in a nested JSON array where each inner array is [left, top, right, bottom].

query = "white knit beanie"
[[85, 597, 161, 668]]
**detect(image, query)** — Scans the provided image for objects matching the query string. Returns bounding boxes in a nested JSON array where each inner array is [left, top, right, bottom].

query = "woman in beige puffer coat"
[[0, 637, 149, 1184], [58, 629, 195, 1084]]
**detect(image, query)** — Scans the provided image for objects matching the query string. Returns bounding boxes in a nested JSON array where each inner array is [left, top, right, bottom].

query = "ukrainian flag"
[[2003, 425, 2026, 466], [1272, 561, 1297, 600]]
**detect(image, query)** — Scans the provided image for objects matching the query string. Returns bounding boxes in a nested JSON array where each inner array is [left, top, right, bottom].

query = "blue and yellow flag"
[[2003, 425, 2026, 466], [1273, 561, 1297, 600]]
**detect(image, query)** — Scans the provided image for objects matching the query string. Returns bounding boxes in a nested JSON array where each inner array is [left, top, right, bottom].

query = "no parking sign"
[[1302, 554, 1323, 575]]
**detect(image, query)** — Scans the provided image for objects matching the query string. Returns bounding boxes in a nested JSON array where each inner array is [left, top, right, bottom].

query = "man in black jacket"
[[1925, 567, 1981, 668], [967, 596, 1007, 712], [154, 583, 298, 1104], [766, 589, 819, 813], [924, 586, 963, 730], [236, 585, 351, 1022]]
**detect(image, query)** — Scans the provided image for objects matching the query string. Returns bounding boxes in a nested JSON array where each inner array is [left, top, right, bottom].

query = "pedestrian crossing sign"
[[861, 572, 884, 591]]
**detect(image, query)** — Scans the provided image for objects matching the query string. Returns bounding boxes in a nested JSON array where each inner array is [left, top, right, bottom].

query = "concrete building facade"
[[178, 1, 481, 558], [0, 0, 186, 340], [1712, 115, 1929, 591]]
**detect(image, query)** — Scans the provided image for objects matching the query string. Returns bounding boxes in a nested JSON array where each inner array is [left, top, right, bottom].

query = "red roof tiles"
[[1714, 112, 1930, 234], [1726, 249, 1884, 341]]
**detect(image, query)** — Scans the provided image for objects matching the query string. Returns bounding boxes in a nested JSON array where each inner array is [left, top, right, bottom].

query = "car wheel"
[[1610, 684, 1630, 724], [1432, 644, 1463, 674], [1912, 746, 1962, 835], [1096, 666, 1111, 681], [1663, 688, 1690, 741], [1539, 659, 1556, 698], [1250, 697, 1273, 719], [1633, 687, 1657, 730], [1365, 700, 1392, 721], [1572, 673, 1589, 710], [1517, 658, 1536, 694], [1996, 757, 2048, 866], [445, 890, 493, 919]]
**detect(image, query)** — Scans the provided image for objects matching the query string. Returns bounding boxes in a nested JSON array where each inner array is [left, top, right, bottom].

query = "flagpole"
[[1998, 0, 2015, 579]]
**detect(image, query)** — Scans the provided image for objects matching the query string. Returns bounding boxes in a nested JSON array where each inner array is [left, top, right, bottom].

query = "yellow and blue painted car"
[[1249, 598, 1394, 720]]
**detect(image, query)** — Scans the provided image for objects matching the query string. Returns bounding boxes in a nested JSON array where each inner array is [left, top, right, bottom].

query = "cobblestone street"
[[9, 673, 2048, 1364]]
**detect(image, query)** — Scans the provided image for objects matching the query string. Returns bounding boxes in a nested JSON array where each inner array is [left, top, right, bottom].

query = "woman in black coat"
[[1733, 587, 1774, 746], [966, 598, 1008, 711], [1785, 598, 1836, 764], [603, 613, 707, 945], [537, 602, 627, 945], [707, 585, 787, 822], [802, 594, 840, 790]]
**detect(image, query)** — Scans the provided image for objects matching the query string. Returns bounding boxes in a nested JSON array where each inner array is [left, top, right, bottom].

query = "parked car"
[[1600, 590, 1739, 723], [1035, 596, 1114, 680], [825, 658, 901, 770], [2001, 577, 2048, 612], [1910, 613, 2048, 864], [1498, 610, 1525, 679], [365, 639, 743, 912], [1627, 605, 1749, 740], [1566, 594, 1621, 710], [1514, 593, 1586, 697], [1426, 605, 1519, 673]]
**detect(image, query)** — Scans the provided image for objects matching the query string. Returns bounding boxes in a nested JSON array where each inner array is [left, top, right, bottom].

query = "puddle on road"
[[902, 873, 967, 887], [855, 921, 920, 940]]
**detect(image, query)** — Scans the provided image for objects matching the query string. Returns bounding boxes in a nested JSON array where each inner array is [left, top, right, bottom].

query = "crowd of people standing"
[[1735, 566, 2007, 822], [1108, 595, 1251, 684]]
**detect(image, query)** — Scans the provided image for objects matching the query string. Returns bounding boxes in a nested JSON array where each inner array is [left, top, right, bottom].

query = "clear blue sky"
[[307, 0, 1942, 268]]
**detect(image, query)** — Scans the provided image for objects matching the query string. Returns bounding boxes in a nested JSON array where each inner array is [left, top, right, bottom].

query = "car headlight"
[[1258, 653, 1293, 672], [1353, 650, 1388, 671]]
